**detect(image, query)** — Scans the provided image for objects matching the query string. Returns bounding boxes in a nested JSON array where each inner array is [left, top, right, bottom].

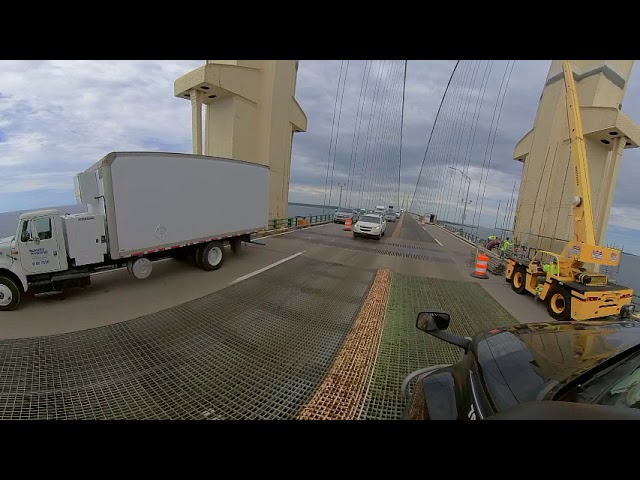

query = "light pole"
[[448, 167, 471, 231], [337, 183, 346, 208]]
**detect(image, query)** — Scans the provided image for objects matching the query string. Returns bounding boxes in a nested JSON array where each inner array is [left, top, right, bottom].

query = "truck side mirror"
[[416, 310, 451, 332], [20, 220, 37, 243]]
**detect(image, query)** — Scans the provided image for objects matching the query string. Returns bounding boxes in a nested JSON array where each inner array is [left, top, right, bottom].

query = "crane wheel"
[[511, 266, 527, 294], [546, 284, 572, 322]]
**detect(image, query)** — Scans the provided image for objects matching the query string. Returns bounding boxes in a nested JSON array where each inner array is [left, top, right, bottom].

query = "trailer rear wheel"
[[546, 284, 572, 321], [0, 275, 21, 311], [199, 241, 224, 271]]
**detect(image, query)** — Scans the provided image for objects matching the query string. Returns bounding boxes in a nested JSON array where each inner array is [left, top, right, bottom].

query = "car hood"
[[356, 221, 381, 228], [473, 321, 640, 411]]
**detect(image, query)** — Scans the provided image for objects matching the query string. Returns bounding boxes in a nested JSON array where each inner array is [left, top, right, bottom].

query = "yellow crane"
[[505, 61, 635, 322]]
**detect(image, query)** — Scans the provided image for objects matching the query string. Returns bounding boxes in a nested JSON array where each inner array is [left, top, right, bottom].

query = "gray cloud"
[[291, 60, 640, 253], [291, 60, 543, 217], [1, 60, 640, 251]]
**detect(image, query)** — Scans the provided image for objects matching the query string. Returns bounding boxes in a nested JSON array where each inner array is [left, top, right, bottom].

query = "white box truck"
[[0, 152, 269, 311], [374, 205, 386, 215]]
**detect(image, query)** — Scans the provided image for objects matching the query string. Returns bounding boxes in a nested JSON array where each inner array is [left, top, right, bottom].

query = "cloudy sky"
[[1, 60, 640, 253]]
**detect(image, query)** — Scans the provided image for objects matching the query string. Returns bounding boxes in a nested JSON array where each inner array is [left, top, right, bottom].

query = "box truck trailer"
[[0, 152, 269, 311]]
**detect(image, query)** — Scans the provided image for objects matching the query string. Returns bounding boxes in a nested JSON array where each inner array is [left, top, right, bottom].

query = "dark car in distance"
[[403, 309, 640, 420]]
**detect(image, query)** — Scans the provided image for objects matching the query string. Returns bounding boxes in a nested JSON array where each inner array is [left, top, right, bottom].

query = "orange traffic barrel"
[[470, 252, 489, 279], [344, 217, 352, 231]]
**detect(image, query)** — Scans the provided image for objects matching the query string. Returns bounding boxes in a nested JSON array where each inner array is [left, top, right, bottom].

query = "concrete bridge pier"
[[175, 60, 308, 221]]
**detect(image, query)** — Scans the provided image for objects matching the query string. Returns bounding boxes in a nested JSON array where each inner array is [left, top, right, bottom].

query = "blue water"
[[0, 204, 88, 238], [0, 202, 335, 238], [3, 203, 638, 296], [287, 203, 338, 218]]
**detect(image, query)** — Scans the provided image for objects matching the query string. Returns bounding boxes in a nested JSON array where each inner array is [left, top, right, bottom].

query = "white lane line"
[[228, 250, 306, 286], [420, 224, 444, 246]]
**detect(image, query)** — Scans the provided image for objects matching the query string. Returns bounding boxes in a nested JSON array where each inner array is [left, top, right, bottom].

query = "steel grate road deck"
[[0, 257, 374, 419], [282, 231, 452, 263], [358, 273, 519, 420]]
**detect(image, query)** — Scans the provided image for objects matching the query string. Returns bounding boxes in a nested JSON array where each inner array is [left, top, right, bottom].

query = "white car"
[[353, 214, 386, 240]]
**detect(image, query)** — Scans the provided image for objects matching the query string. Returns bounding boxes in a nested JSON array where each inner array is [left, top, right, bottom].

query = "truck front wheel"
[[0, 275, 21, 311], [199, 241, 224, 271]]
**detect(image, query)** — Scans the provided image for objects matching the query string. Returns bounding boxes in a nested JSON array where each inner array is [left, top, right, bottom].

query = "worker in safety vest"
[[543, 261, 560, 276], [500, 237, 512, 257]]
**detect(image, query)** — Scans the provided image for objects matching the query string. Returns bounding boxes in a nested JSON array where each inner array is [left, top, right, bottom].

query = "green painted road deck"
[[358, 272, 519, 420]]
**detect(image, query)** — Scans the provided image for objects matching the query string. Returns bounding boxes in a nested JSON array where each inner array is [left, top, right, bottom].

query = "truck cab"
[[14, 210, 69, 275], [0, 208, 111, 310], [0, 209, 69, 310], [0, 210, 69, 287]]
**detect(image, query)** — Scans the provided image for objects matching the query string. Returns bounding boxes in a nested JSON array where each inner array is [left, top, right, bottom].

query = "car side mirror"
[[416, 310, 451, 332]]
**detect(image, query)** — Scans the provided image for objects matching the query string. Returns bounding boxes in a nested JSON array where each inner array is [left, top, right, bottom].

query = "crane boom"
[[558, 61, 620, 267], [562, 60, 596, 246], [505, 61, 633, 322]]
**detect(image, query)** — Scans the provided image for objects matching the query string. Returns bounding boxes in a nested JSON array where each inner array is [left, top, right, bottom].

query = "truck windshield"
[[337, 208, 352, 213]]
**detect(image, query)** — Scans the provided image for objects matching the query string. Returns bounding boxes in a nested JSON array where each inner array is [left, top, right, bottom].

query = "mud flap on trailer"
[[243, 232, 264, 246]]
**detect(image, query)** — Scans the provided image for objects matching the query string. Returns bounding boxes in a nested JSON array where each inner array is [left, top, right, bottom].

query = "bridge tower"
[[513, 61, 640, 252], [175, 61, 308, 221]]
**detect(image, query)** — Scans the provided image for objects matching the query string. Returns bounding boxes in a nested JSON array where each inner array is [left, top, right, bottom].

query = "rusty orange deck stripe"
[[296, 268, 392, 420]]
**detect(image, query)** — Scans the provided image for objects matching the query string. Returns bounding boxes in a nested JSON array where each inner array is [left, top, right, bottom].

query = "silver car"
[[353, 214, 387, 240], [334, 207, 358, 224], [384, 211, 397, 222]]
